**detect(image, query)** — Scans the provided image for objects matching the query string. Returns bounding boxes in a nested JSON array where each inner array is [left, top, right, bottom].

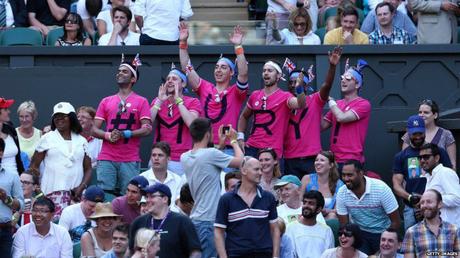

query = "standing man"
[[401, 189, 460, 257], [140, 142, 184, 203], [285, 190, 334, 258], [150, 68, 201, 176], [181, 118, 243, 258], [321, 59, 371, 172], [238, 60, 306, 158], [324, 6, 369, 45], [179, 22, 249, 155], [368, 2, 415, 44], [133, 0, 193, 45], [0, 138, 23, 258], [129, 183, 202, 258], [93, 57, 152, 196], [215, 156, 280, 258], [284, 47, 341, 177], [336, 160, 400, 255], [408, 0, 459, 43], [112, 175, 149, 224], [98, 6, 140, 46], [420, 143, 460, 227], [392, 115, 452, 230]]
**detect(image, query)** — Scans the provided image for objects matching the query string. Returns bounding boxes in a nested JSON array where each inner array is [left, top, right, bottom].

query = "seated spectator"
[[325, 16, 338, 32], [12, 170, 42, 227], [81, 202, 121, 258], [59, 185, 105, 242], [321, 223, 368, 258], [368, 228, 403, 258], [12, 197, 73, 258], [318, 0, 340, 27], [131, 228, 161, 258], [360, 0, 416, 40], [112, 175, 149, 224], [266, 0, 319, 32], [27, 0, 70, 36], [96, 0, 135, 36], [133, 0, 193, 45], [76, 0, 109, 37], [401, 189, 460, 256], [368, 2, 414, 44], [98, 6, 140, 46], [286, 190, 334, 258], [401, 99, 456, 169], [16, 100, 41, 161], [224, 171, 241, 193], [139, 196, 149, 215], [0, 0, 28, 29], [56, 12, 92, 46], [267, 7, 320, 45], [101, 224, 130, 258], [324, 6, 368, 45], [301, 151, 344, 219], [77, 106, 102, 168], [171, 183, 194, 216], [139, 142, 184, 204], [278, 218, 295, 258], [258, 148, 281, 199]]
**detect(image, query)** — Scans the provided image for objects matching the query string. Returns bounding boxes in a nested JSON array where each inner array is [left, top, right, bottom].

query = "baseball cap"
[[407, 115, 425, 135], [84, 185, 105, 203], [52, 102, 76, 116], [274, 175, 302, 189], [129, 176, 149, 190], [144, 183, 172, 200], [0, 98, 14, 109]]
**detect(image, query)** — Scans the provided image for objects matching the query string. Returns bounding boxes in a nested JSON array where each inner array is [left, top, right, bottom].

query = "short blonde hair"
[[135, 228, 160, 250], [17, 101, 38, 120]]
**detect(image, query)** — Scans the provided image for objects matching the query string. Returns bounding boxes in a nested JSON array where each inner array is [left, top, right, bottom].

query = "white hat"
[[52, 102, 75, 116]]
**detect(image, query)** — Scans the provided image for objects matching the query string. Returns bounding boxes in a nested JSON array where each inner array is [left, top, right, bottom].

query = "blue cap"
[[83, 185, 105, 203], [407, 115, 425, 135], [129, 176, 149, 190], [144, 183, 172, 200]]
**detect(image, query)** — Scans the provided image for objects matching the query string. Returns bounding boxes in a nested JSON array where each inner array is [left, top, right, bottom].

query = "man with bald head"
[[215, 156, 280, 258]]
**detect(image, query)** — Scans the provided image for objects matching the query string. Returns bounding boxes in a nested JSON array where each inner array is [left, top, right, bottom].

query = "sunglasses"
[[418, 154, 433, 161], [338, 230, 354, 237], [65, 19, 78, 24], [341, 74, 354, 81], [293, 22, 307, 27]]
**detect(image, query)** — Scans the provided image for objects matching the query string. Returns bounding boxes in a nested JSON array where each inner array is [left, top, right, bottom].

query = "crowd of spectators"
[[1, 23, 460, 258]]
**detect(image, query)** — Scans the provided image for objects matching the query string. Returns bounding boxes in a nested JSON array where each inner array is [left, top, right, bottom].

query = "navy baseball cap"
[[84, 185, 105, 203], [129, 176, 149, 190], [407, 115, 425, 135], [144, 183, 172, 200]]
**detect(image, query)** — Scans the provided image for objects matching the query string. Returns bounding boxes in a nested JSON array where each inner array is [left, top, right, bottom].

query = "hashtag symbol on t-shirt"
[[110, 113, 136, 144]]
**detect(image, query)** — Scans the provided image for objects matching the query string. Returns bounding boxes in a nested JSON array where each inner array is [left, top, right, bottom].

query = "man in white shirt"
[[286, 190, 334, 258], [0, 0, 28, 29], [420, 143, 460, 227], [275, 175, 325, 224], [133, 0, 193, 45], [140, 142, 185, 204], [98, 6, 140, 46], [12, 197, 73, 258]]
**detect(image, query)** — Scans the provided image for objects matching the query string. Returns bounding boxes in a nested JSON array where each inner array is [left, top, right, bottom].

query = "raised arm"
[[179, 22, 200, 89], [47, 0, 67, 21], [151, 84, 168, 122], [229, 25, 249, 85], [175, 84, 199, 127], [319, 47, 342, 101]]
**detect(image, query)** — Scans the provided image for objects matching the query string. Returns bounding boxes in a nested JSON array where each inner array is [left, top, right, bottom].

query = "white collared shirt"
[[98, 30, 140, 46], [425, 163, 460, 227], [12, 222, 73, 258], [132, 0, 193, 41], [4, 0, 14, 27], [140, 168, 185, 204]]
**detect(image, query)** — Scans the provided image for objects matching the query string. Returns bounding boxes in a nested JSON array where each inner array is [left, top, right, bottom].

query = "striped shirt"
[[336, 176, 398, 233], [401, 219, 460, 257]]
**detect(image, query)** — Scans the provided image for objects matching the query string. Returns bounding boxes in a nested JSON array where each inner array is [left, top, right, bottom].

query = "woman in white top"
[[77, 106, 102, 168], [0, 97, 24, 174], [267, 7, 321, 45], [16, 100, 42, 162], [82, 202, 121, 258], [30, 102, 92, 220], [321, 223, 368, 258], [131, 228, 161, 258]]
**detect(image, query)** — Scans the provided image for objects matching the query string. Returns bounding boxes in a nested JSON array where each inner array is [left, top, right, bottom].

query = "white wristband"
[[237, 132, 245, 140], [328, 99, 337, 108]]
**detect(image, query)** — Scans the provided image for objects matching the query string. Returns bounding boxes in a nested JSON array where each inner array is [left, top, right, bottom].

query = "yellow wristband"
[[230, 139, 238, 145], [408, 194, 412, 202], [175, 97, 184, 105], [153, 105, 161, 110]]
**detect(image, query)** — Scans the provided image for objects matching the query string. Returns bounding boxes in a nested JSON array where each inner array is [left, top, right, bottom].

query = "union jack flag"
[[185, 59, 194, 75], [132, 53, 142, 67], [283, 58, 296, 73]]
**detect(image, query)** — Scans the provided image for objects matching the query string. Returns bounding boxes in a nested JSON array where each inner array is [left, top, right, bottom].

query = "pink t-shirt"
[[152, 96, 201, 161], [246, 88, 294, 158], [195, 79, 247, 144], [284, 92, 326, 158], [324, 97, 371, 163], [95, 92, 151, 162]]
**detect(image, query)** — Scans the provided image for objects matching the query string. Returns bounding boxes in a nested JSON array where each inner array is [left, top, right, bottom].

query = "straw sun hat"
[[88, 202, 122, 220]]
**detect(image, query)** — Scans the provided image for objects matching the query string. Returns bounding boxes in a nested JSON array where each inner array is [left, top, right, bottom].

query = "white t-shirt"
[[277, 203, 326, 224], [76, 0, 110, 20], [98, 30, 140, 46], [279, 29, 321, 45], [139, 168, 185, 205], [286, 221, 334, 258], [96, 9, 113, 34], [321, 247, 368, 258], [59, 203, 95, 231], [1, 135, 18, 173], [87, 138, 102, 168]]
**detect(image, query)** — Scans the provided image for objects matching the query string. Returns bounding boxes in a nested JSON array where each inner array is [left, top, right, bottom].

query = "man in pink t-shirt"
[[151, 68, 201, 176], [321, 59, 371, 173], [284, 47, 342, 179], [179, 23, 249, 151], [238, 61, 306, 159], [93, 60, 152, 195]]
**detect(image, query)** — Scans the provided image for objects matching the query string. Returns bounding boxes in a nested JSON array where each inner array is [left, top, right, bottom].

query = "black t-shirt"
[[27, 0, 70, 26], [129, 212, 201, 258]]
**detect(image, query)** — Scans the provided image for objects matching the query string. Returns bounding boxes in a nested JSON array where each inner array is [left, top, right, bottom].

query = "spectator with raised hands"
[[56, 12, 92, 46], [179, 22, 249, 160]]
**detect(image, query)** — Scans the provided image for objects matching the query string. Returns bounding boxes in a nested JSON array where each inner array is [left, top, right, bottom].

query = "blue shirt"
[[0, 166, 24, 223], [215, 184, 278, 256]]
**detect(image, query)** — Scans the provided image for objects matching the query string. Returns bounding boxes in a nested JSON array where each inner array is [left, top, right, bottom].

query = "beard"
[[302, 207, 317, 219]]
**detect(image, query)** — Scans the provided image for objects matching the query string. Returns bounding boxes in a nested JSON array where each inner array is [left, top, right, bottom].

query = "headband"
[[265, 61, 282, 74], [290, 72, 310, 84], [120, 63, 137, 79], [217, 57, 236, 71], [169, 69, 188, 84]]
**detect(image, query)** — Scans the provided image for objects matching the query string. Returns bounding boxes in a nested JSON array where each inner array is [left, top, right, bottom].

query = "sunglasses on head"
[[338, 230, 353, 237]]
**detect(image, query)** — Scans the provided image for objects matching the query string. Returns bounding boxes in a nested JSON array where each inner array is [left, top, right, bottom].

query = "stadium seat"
[[0, 28, 43, 46], [315, 27, 327, 44], [73, 242, 81, 258], [325, 218, 340, 247], [46, 27, 64, 46]]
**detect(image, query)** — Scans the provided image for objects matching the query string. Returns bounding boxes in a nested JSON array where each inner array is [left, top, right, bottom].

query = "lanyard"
[[150, 212, 170, 233]]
